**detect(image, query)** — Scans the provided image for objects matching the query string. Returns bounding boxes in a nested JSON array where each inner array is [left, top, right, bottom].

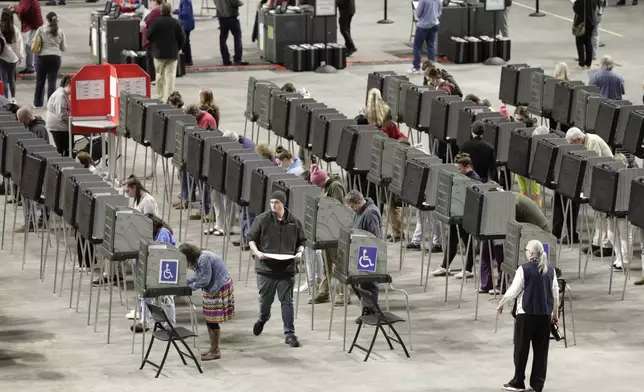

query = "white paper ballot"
[[264, 253, 296, 261]]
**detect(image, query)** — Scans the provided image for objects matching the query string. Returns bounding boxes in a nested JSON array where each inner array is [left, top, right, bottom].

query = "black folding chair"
[[348, 285, 411, 362], [140, 303, 203, 378]]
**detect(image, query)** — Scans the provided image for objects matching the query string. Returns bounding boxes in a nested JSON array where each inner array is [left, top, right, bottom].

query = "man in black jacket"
[[146, 2, 186, 101], [459, 120, 498, 183], [214, 0, 249, 66], [248, 190, 307, 348], [337, 0, 357, 56]]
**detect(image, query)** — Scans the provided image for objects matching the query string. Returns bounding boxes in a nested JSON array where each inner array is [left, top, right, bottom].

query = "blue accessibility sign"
[[158, 259, 179, 284], [356, 246, 378, 273]]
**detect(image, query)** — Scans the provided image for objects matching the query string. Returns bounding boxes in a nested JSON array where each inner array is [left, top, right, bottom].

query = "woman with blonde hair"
[[498, 239, 559, 392], [364, 88, 391, 128], [550, 63, 571, 132]]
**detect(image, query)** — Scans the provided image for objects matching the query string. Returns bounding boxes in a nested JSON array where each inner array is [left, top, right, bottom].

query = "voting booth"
[[201, 134, 230, 182], [304, 194, 354, 249], [569, 85, 600, 127], [594, 100, 632, 146], [183, 129, 214, 180], [590, 162, 644, 216], [404, 85, 430, 130], [499, 64, 542, 107], [614, 104, 644, 147], [311, 113, 354, 161], [254, 81, 279, 130], [506, 127, 539, 178], [555, 150, 598, 201], [528, 72, 555, 117], [418, 90, 448, 130], [62, 173, 106, 228], [336, 125, 379, 174], [382, 75, 409, 123], [462, 184, 516, 238], [150, 108, 193, 157], [429, 95, 462, 141], [264, 172, 298, 212], [389, 144, 427, 197], [366, 71, 396, 104], [551, 80, 584, 127], [77, 188, 128, 241], [621, 110, 644, 157], [293, 101, 335, 150], [628, 178, 644, 229], [503, 221, 558, 276], [336, 227, 388, 282], [482, 119, 522, 164], [20, 151, 54, 201], [530, 138, 585, 188], [12, 140, 54, 188], [573, 89, 602, 131], [249, 166, 288, 215], [400, 155, 442, 208], [225, 152, 267, 205], [43, 159, 84, 215], [455, 107, 500, 148], [367, 133, 396, 187], [102, 205, 153, 257], [136, 240, 191, 297], [434, 169, 480, 223], [1, 131, 35, 178]]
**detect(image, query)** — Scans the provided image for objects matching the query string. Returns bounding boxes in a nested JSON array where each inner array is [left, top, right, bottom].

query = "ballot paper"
[[264, 253, 296, 260]]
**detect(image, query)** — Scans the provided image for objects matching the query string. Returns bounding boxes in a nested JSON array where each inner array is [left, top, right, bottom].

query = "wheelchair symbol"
[[357, 247, 377, 272], [163, 265, 174, 280], [159, 260, 179, 284]]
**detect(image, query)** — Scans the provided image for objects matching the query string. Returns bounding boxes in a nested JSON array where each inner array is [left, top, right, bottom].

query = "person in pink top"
[[186, 104, 217, 129]]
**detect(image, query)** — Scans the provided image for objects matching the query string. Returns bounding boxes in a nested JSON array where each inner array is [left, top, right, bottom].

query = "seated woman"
[[180, 243, 234, 361], [130, 214, 178, 332]]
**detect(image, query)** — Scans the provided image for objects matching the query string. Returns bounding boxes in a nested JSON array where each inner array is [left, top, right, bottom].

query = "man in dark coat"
[[337, 0, 357, 56]]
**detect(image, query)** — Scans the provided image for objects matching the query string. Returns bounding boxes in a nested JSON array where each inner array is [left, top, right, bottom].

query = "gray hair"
[[344, 189, 364, 205], [526, 239, 548, 274], [599, 55, 614, 71], [222, 130, 239, 141], [553, 62, 571, 81], [532, 125, 550, 138], [565, 127, 585, 144]]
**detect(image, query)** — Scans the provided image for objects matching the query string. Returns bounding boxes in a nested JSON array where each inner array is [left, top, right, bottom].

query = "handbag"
[[572, 0, 587, 37], [30, 30, 42, 54]]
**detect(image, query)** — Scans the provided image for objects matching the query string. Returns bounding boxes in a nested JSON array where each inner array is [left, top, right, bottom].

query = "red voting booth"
[[112, 64, 152, 98]]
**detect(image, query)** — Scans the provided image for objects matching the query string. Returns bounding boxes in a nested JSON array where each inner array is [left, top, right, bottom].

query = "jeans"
[[239, 206, 255, 241], [23, 30, 37, 71], [338, 12, 356, 51], [257, 274, 295, 335], [218, 16, 243, 65], [0, 59, 16, 99], [51, 131, 70, 157], [183, 29, 193, 65], [34, 55, 61, 107], [575, 27, 593, 67], [412, 25, 439, 69], [153, 58, 178, 102]]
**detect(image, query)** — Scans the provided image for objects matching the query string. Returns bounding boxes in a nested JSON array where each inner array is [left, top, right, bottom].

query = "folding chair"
[[140, 303, 203, 378], [348, 285, 411, 362]]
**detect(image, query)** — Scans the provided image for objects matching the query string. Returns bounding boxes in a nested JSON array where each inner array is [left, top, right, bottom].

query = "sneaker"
[[296, 281, 310, 293], [253, 320, 265, 336], [130, 323, 149, 333], [426, 245, 443, 253], [126, 309, 140, 320], [502, 382, 526, 391], [92, 275, 118, 287], [334, 294, 351, 306], [454, 270, 474, 280], [285, 334, 301, 347], [232, 240, 241, 247], [308, 294, 330, 304], [346, 48, 358, 57], [634, 277, 644, 286], [406, 242, 421, 250], [407, 68, 420, 75], [240, 244, 250, 251], [234, 60, 250, 66], [431, 267, 448, 277], [593, 247, 614, 257], [612, 264, 623, 272]]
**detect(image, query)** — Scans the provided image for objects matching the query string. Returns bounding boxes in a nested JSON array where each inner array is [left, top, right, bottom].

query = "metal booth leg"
[[423, 214, 436, 292], [457, 235, 472, 309]]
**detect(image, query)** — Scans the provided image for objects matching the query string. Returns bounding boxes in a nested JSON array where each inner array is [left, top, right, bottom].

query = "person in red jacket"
[[10, 0, 43, 74], [140, 0, 164, 82], [186, 104, 217, 129]]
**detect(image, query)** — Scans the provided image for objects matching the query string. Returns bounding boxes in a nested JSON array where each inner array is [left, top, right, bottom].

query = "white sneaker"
[[126, 309, 140, 320], [296, 281, 310, 293], [455, 270, 474, 280], [431, 267, 448, 277], [407, 68, 420, 75]]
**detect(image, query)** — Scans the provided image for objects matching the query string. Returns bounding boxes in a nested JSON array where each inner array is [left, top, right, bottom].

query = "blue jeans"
[[240, 206, 255, 241], [181, 171, 210, 214], [413, 25, 439, 69], [25, 202, 49, 226]]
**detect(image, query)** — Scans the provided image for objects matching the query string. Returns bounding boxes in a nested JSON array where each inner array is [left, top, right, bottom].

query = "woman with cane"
[[497, 240, 559, 392]]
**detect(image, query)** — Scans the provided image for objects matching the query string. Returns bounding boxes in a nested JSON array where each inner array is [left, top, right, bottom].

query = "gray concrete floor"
[[2, 0, 644, 391]]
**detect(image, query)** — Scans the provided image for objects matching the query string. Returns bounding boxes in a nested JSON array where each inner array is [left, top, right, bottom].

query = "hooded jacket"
[[323, 174, 346, 204], [352, 197, 382, 239], [248, 208, 307, 279], [27, 117, 49, 143]]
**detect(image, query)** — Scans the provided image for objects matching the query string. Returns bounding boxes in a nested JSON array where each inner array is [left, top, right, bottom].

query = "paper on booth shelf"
[[263, 253, 296, 261]]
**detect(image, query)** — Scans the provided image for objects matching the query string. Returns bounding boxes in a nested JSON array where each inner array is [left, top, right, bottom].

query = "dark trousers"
[[257, 274, 295, 335], [511, 314, 551, 392], [480, 241, 504, 291], [51, 131, 70, 157], [183, 29, 193, 65], [34, 55, 60, 107], [412, 25, 439, 69], [0, 58, 16, 99], [145, 46, 156, 81], [552, 193, 579, 241], [219, 17, 243, 65], [338, 12, 356, 51], [441, 225, 474, 272], [575, 27, 593, 67]]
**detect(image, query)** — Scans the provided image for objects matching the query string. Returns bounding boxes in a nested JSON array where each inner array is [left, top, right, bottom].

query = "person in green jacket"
[[307, 163, 349, 305], [515, 125, 550, 208]]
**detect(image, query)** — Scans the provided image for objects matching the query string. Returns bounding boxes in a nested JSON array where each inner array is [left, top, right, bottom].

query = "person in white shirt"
[[497, 240, 559, 392], [0, 9, 24, 101], [124, 175, 159, 215]]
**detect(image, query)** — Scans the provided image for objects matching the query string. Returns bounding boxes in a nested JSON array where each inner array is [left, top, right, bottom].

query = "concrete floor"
[[2, 0, 644, 391]]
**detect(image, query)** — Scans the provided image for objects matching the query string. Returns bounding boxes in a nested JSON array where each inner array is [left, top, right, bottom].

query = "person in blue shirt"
[[497, 240, 559, 392], [409, 0, 442, 74], [588, 55, 625, 100], [276, 146, 303, 176], [173, 0, 195, 66], [180, 243, 234, 361], [130, 214, 178, 333]]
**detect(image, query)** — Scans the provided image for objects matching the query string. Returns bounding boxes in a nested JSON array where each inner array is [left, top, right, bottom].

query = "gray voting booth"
[[102, 205, 153, 256], [304, 194, 354, 249], [503, 220, 558, 277], [336, 227, 388, 280], [136, 240, 191, 297]]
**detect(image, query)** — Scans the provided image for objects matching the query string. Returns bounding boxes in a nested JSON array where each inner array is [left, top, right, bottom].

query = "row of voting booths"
[[499, 63, 644, 301]]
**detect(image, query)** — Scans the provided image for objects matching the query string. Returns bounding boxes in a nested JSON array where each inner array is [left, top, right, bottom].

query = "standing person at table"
[[409, 0, 442, 74], [140, 0, 163, 83], [430, 153, 480, 279], [337, 0, 357, 57], [173, 0, 195, 66], [213, 0, 249, 66], [130, 214, 178, 333], [46, 75, 71, 156], [32, 12, 66, 108], [572, 0, 597, 70], [459, 120, 498, 183], [248, 190, 306, 348], [497, 239, 559, 392], [146, 2, 185, 102], [9, 0, 42, 75], [0, 8, 23, 102], [180, 243, 234, 360]]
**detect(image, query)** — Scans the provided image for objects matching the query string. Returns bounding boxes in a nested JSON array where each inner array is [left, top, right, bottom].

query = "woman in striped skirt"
[[180, 243, 234, 361]]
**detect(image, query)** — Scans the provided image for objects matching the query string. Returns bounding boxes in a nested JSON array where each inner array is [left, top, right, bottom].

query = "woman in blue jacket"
[[173, 0, 195, 66], [180, 243, 234, 361], [131, 214, 178, 332]]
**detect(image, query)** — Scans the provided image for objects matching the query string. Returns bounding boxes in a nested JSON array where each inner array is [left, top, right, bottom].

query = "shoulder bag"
[[572, 0, 587, 37], [31, 29, 42, 54]]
